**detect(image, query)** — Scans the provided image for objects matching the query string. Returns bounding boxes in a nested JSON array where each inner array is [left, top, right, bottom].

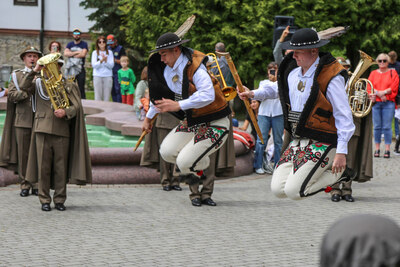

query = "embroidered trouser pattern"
[[159, 117, 230, 175], [270, 138, 344, 200]]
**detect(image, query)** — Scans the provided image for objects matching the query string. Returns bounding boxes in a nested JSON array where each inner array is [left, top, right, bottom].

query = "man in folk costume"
[[269, 28, 355, 200], [25, 56, 92, 211], [143, 32, 231, 207], [0, 47, 42, 197]]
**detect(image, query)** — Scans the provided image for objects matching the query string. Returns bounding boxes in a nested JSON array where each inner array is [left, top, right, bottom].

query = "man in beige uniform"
[[25, 57, 92, 211], [0, 47, 42, 197]]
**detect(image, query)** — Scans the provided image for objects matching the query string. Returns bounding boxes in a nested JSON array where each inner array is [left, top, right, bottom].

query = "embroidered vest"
[[148, 47, 230, 126], [278, 52, 348, 144]]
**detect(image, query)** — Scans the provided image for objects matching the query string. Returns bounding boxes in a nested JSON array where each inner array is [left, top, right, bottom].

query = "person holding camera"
[[238, 62, 284, 174]]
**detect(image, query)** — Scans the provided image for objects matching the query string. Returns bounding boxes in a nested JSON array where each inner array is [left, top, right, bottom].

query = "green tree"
[[80, 0, 125, 44]]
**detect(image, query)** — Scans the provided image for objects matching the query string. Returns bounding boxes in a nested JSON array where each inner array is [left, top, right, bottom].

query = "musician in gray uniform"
[[25, 56, 92, 211], [0, 47, 42, 197]]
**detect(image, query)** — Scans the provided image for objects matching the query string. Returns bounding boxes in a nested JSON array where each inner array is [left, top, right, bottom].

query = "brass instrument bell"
[[37, 53, 70, 110], [206, 53, 237, 101]]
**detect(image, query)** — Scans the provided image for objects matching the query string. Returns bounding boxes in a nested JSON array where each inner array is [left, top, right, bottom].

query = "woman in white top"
[[91, 36, 114, 101]]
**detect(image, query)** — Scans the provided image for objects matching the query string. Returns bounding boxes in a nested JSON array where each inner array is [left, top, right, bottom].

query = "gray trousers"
[[93, 76, 113, 102]]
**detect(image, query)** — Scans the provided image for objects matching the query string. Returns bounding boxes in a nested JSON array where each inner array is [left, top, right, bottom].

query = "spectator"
[[48, 41, 62, 54], [388, 51, 400, 140], [118, 56, 136, 105], [91, 36, 114, 101], [239, 99, 259, 142], [134, 66, 148, 120], [273, 26, 293, 64], [368, 53, 399, 158], [321, 214, 400, 267], [107, 34, 126, 103], [139, 88, 149, 120], [239, 62, 284, 175], [64, 28, 88, 99]]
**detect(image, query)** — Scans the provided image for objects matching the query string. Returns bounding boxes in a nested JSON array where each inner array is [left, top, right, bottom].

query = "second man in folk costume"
[[143, 33, 231, 206], [269, 28, 355, 200]]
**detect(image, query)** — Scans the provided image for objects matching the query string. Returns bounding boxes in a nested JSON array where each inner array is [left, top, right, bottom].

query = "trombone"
[[206, 53, 237, 101]]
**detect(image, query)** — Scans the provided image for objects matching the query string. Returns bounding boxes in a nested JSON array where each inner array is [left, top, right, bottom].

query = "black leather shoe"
[[171, 185, 182, 191], [41, 203, 51, 211], [331, 194, 341, 202], [31, 189, 39, 196], [202, 198, 217, 206], [342, 195, 354, 202], [55, 203, 66, 211], [162, 185, 172, 191], [20, 189, 29, 197], [191, 198, 202, 207]]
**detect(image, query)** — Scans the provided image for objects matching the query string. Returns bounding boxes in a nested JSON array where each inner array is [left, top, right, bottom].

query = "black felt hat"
[[281, 28, 329, 50], [149, 32, 190, 53]]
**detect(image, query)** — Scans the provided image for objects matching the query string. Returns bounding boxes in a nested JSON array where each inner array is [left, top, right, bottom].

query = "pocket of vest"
[[315, 108, 332, 118]]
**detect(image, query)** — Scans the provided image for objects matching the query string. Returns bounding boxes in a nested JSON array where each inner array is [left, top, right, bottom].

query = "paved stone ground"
[[0, 152, 399, 267]]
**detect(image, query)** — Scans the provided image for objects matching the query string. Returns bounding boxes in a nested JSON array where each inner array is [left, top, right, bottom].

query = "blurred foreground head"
[[321, 214, 400, 267]]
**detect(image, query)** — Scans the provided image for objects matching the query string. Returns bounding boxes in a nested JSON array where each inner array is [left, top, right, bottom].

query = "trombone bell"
[[206, 53, 237, 101]]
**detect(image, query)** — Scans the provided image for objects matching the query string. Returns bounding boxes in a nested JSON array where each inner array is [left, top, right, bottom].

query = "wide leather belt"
[[288, 111, 301, 137]]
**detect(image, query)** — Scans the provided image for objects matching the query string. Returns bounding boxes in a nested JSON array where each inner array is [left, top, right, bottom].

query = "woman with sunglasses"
[[368, 53, 399, 158], [91, 35, 114, 101]]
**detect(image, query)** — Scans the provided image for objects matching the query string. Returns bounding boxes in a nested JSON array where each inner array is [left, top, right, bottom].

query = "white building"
[[0, 0, 97, 80]]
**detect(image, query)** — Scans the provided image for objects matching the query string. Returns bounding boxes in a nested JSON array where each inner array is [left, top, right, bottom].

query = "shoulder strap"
[[11, 72, 21, 91]]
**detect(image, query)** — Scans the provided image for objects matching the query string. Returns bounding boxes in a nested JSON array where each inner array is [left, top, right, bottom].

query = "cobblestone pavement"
[[0, 153, 399, 267]]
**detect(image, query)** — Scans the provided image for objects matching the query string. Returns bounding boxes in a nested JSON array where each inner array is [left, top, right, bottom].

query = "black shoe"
[[191, 198, 202, 207], [331, 194, 341, 202], [202, 198, 217, 206], [20, 189, 29, 197], [31, 189, 39, 196], [162, 185, 172, 191], [171, 185, 182, 191], [342, 195, 354, 202], [41, 203, 51, 211], [55, 203, 66, 211]]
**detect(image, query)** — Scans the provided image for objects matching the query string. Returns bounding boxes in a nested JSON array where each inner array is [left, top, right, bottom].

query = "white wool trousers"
[[160, 116, 230, 175], [271, 138, 345, 200]]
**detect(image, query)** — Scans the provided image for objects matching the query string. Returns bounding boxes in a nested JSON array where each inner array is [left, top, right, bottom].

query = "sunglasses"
[[378, 59, 387, 63], [73, 32, 81, 35], [98, 40, 106, 44]]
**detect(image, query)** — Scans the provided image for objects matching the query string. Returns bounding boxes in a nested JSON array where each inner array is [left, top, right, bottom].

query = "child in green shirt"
[[118, 56, 136, 105]]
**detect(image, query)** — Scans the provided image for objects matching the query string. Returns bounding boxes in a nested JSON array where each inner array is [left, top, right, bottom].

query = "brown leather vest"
[[186, 50, 230, 122], [278, 52, 348, 144]]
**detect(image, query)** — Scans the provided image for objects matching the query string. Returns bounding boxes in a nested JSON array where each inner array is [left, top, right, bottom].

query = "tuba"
[[346, 50, 376, 118], [206, 53, 237, 101], [37, 53, 70, 110]]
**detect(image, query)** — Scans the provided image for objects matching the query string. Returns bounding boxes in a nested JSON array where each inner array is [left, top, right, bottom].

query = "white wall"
[[0, 0, 96, 32]]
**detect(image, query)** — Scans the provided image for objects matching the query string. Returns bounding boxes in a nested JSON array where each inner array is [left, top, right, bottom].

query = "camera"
[[269, 69, 276, 75]]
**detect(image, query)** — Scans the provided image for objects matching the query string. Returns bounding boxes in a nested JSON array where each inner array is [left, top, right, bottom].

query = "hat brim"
[[20, 51, 43, 60], [149, 39, 190, 53], [281, 39, 330, 50]]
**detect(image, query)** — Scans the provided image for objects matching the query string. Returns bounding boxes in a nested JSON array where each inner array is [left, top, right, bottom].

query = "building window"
[[14, 0, 38, 6]]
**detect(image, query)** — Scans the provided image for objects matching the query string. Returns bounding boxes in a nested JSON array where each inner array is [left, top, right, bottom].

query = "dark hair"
[[48, 41, 62, 53], [267, 61, 279, 69], [95, 35, 108, 56], [141, 66, 148, 81]]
